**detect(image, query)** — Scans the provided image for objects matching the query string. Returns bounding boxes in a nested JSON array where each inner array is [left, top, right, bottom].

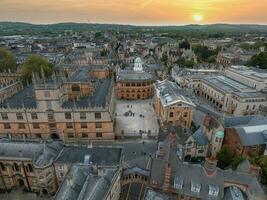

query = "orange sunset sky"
[[0, 0, 267, 25]]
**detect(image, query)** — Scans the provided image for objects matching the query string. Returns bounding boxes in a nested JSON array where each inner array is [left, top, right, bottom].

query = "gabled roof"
[[155, 80, 195, 108], [192, 128, 209, 146]]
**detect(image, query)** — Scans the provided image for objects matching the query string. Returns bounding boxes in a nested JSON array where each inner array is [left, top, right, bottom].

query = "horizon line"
[[1, 21, 267, 27]]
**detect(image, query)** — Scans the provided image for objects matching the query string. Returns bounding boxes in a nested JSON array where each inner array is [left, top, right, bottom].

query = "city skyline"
[[0, 0, 267, 25]]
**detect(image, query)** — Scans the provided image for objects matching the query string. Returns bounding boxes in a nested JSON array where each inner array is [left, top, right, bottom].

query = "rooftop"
[[0, 139, 63, 167], [155, 80, 195, 108], [116, 70, 153, 82], [54, 164, 119, 200]]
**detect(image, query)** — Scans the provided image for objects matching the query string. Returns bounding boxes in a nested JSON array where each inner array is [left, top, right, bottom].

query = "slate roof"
[[116, 70, 153, 82], [54, 164, 119, 200], [192, 128, 209, 146], [150, 159, 265, 200], [0, 85, 37, 109], [0, 139, 63, 167], [144, 188, 173, 200], [155, 80, 195, 108], [55, 146, 122, 167], [224, 115, 267, 128], [62, 78, 112, 108], [234, 127, 267, 146], [224, 115, 267, 146]]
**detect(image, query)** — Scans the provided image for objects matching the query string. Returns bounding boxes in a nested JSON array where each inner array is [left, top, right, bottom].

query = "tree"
[[217, 145, 232, 169], [247, 52, 267, 69], [250, 155, 267, 185], [193, 45, 219, 63], [21, 54, 54, 85], [179, 40, 190, 50], [0, 48, 16, 72], [232, 155, 246, 169], [176, 58, 194, 68]]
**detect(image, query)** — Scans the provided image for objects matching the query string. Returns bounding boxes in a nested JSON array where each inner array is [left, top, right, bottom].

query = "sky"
[[0, 0, 267, 25]]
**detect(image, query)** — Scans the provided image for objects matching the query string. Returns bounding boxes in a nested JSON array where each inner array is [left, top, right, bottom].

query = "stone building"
[[223, 115, 267, 157], [148, 157, 266, 200], [116, 57, 154, 100], [0, 66, 115, 143], [0, 140, 63, 196], [154, 80, 195, 128], [0, 140, 122, 197], [0, 72, 23, 103], [54, 164, 121, 200], [193, 66, 267, 116]]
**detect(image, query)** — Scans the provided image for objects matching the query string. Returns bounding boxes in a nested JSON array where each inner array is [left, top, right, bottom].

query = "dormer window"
[[174, 178, 183, 189], [208, 185, 219, 196], [191, 182, 201, 193]]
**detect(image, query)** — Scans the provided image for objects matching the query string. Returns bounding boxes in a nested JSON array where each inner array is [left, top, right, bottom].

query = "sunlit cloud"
[[0, 0, 266, 25]]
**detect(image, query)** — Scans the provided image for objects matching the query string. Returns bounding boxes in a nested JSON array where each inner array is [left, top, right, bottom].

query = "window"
[[80, 112, 86, 119], [58, 165, 64, 170], [246, 105, 249, 110], [208, 185, 219, 196], [198, 149, 204, 154], [66, 123, 73, 129], [72, 84, 80, 92], [59, 172, 64, 178], [31, 113, 38, 120], [174, 178, 183, 189], [96, 132, 103, 138], [82, 133, 88, 138], [68, 133, 74, 138], [95, 122, 102, 129], [191, 182, 201, 193], [0, 162, 6, 171], [13, 163, 19, 172], [33, 123, 40, 129], [16, 113, 23, 120], [44, 91, 50, 97], [1, 113, 8, 120], [65, 112, 72, 119], [18, 123, 25, 129], [169, 112, 174, 118], [4, 123, 11, 129], [95, 112, 101, 119], [27, 164, 33, 172], [81, 123, 87, 129]]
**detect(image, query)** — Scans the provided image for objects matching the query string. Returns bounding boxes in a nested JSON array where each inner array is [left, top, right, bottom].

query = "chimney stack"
[[204, 157, 218, 177], [163, 162, 172, 191]]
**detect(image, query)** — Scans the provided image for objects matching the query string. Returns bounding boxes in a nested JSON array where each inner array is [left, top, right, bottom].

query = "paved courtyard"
[[114, 99, 159, 139]]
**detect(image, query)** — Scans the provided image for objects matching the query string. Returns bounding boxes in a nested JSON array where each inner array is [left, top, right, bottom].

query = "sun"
[[193, 15, 203, 23]]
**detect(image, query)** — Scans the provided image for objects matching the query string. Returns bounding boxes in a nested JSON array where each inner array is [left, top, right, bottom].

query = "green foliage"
[[161, 52, 168, 66], [0, 48, 17, 72], [179, 40, 190, 49], [193, 45, 219, 63], [176, 58, 194, 68], [21, 54, 54, 85], [100, 49, 110, 57], [191, 121, 198, 133], [191, 156, 205, 163], [247, 52, 267, 69], [217, 145, 232, 169], [250, 155, 267, 185], [232, 155, 246, 169]]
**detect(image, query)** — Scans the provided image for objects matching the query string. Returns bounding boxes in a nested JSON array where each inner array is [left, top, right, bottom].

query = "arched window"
[[28, 164, 33, 172], [14, 163, 19, 172], [72, 84, 80, 92], [0, 162, 5, 171]]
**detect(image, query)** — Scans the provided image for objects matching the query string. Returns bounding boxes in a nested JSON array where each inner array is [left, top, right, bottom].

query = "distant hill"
[[1, 22, 267, 36]]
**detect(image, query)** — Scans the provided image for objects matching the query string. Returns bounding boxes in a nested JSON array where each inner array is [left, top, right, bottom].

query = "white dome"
[[134, 57, 143, 72], [134, 57, 142, 64]]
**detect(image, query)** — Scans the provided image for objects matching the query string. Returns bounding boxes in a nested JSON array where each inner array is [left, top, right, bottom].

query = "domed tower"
[[133, 57, 143, 72], [210, 130, 224, 158]]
